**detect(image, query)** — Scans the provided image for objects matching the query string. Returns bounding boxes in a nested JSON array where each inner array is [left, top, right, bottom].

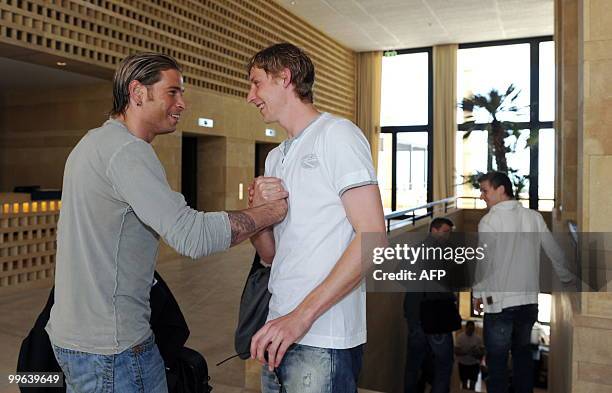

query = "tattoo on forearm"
[[228, 211, 257, 245]]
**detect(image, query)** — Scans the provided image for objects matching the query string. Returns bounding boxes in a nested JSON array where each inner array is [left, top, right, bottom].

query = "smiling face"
[[247, 67, 286, 123], [139, 69, 185, 139]]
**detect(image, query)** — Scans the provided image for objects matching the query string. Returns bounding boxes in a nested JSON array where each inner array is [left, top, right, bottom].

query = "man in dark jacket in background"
[[403, 217, 461, 393]]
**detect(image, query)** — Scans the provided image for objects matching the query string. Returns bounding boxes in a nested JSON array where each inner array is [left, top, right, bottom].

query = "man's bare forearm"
[[228, 200, 286, 246], [295, 236, 364, 324], [250, 228, 276, 263]]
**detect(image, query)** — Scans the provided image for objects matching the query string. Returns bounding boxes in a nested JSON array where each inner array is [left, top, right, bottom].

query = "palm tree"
[[460, 84, 530, 196], [461, 84, 523, 173]]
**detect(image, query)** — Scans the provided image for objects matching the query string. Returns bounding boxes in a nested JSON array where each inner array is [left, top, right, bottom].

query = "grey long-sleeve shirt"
[[46, 119, 231, 354]]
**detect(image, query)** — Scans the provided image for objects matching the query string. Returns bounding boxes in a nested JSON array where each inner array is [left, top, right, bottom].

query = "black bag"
[[419, 297, 462, 335], [150, 272, 190, 370], [17, 272, 209, 393], [234, 253, 271, 359], [16, 288, 65, 393], [167, 347, 212, 393]]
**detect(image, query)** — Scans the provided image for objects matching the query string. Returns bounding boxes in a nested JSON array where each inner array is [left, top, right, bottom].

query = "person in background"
[[403, 217, 461, 393], [474, 171, 574, 393], [455, 321, 484, 391]]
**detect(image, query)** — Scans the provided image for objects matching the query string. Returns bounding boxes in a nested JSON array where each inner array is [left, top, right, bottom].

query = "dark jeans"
[[458, 363, 480, 390], [404, 321, 453, 393], [484, 304, 538, 393]]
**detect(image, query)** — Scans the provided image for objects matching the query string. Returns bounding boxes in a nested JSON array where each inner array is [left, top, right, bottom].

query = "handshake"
[[248, 176, 289, 221]]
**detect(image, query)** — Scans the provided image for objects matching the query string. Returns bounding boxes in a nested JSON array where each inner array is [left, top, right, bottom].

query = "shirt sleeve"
[[106, 140, 231, 259], [319, 119, 378, 196], [537, 214, 574, 283], [474, 218, 497, 297]]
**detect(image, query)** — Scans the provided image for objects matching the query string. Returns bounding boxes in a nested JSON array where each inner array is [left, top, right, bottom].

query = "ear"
[[279, 68, 292, 88], [128, 80, 144, 106]]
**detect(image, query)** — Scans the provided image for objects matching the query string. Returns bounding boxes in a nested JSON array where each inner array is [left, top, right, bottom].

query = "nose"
[[247, 85, 257, 104], [176, 94, 186, 111]]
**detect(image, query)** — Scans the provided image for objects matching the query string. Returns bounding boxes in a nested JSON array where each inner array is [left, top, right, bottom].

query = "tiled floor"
[[0, 242, 256, 393], [0, 242, 548, 393]]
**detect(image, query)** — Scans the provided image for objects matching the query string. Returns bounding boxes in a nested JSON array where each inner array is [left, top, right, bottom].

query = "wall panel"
[[0, 0, 356, 120]]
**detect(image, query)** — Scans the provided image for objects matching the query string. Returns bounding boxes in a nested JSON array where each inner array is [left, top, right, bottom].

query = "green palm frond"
[[460, 84, 533, 195]]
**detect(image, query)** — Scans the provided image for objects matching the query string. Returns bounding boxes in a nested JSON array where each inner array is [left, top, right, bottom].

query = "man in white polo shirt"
[[246, 43, 386, 392]]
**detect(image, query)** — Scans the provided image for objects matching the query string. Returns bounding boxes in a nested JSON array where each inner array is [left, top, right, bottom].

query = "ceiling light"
[[56, 61, 67, 67]]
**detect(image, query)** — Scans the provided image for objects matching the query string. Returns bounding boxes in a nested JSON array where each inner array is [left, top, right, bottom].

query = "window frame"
[[457, 36, 554, 210], [380, 46, 433, 212]]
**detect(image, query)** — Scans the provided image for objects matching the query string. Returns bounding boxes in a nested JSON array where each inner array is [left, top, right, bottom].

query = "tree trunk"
[[491, 120, 508, 172]]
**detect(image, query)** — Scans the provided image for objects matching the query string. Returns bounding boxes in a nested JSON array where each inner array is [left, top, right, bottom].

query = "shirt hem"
[[296, 330, 367, 349], [46, 327, 152, 355], [484, 296, 538, 314]]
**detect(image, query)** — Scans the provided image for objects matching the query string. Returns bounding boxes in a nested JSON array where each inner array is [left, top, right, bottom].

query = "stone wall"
[[551, 1, 612, 392]]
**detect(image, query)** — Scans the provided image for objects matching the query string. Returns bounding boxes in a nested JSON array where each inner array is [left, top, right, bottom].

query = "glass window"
[[456, 131, 488, 209], [538, 129, 555, 211], [456, 39, 554, 211], [457, 44, 531, 124], [381, 52, 429, 127], [539, 41, 555, 122], [396, 132, 428, 211], [378, 133, 393, 214], [505, 129, 531, 203], [379, 49, 432, 214]]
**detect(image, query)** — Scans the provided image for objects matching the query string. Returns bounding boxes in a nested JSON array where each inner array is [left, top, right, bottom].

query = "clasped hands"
[[248, 176, 288, 208]]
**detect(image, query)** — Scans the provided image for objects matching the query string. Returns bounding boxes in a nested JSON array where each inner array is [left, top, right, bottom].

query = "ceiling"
[[0, 1, 553, 90], [0, 56, 106, 91], [275, 0, 554, 52]]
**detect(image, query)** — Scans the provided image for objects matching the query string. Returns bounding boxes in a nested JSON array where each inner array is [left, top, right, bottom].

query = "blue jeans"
[[404, 321, 454, 393], [52, 334, 168, 393], [261, 344, 364, 393], [484, 304, 538, 393]]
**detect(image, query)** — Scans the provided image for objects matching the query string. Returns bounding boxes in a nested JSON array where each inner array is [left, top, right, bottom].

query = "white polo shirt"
[[264, 112, 377, 349]]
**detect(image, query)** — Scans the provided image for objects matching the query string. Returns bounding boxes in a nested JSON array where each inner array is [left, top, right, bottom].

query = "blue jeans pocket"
[[124, 335, 167, 393], [52, 345, 112, 393], [261, 344, 363, 393], [52, 335, 167, 393]]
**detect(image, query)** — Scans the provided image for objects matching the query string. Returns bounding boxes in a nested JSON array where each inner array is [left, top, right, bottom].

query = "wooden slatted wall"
[[0, 0, 356, 120], [0, 201, 59, 288]]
